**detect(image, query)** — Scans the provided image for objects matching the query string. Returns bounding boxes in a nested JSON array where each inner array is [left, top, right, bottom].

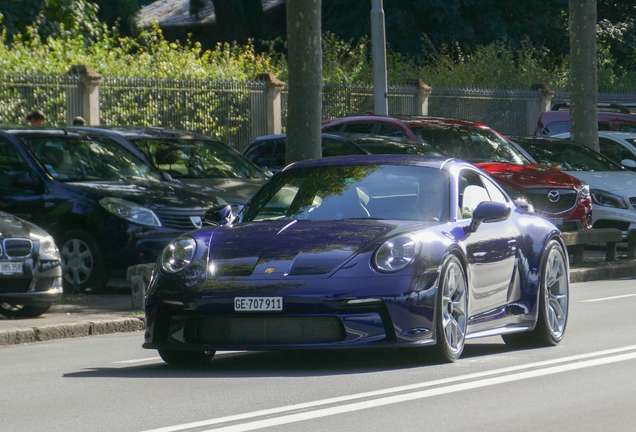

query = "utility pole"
[[285, 0, 322, 165], [569, 0, 599, 152], [371, 0, 388, 115]]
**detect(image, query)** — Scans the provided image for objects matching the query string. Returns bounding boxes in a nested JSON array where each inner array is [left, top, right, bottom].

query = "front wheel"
[[431, 254, 468, 362], [158, 349, 216, 366], [0, 302, 52, 318], [503, 239, 569, 347], [59, 229, 109, 293]]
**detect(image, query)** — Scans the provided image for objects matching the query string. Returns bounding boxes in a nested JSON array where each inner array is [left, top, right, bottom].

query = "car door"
[[0, 136, 45, 222], [458, 169, 519, 315]]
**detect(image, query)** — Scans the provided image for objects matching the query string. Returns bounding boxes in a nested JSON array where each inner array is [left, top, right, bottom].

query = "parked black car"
[[69, 126, 269, 209], [242, 133, 368, 172], [0, 126, 225, 292], [0, 211, 62, 318]]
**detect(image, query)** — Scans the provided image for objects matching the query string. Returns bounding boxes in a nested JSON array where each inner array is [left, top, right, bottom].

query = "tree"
[[189, 0, 265, 43], [92, 0, 140, 36]]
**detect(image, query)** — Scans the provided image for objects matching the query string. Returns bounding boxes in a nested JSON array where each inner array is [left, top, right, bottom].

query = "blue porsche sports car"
[[143, 155, 570, 365]]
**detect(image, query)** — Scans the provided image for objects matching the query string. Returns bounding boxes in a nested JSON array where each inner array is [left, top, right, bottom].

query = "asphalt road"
[[2, 278, 636, 432]]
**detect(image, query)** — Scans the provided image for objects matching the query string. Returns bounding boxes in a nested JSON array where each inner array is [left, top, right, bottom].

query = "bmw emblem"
[[548, 190, 560, 203]]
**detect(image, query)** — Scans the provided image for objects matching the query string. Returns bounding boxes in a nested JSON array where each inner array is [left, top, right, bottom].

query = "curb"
[[0, 317, 145, 346], [570, 260, 636, 283]]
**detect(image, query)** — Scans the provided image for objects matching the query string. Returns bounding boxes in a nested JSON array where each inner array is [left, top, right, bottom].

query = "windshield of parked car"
[[132, 139, 266, 179], [22, 136, 162, 181], [349, 137, 446, 157], [242, 164, 450, 222], [519, 142, 625, 172], [409, 125, 529, 164]]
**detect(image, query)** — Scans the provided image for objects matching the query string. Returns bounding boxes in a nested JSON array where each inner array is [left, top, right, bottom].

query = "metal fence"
[[0, 74, 82, 126], [1, 73, 615, 150], [100, 77, 268, 152]]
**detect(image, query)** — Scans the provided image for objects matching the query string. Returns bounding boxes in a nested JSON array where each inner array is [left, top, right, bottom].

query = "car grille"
[[3, 239, 33, 258], [186, 316, 346, 345], [154, 209, 207, 230], [630, 197, 636, 210], [524, 189, 578, 214], [0, 278, 32, 294]]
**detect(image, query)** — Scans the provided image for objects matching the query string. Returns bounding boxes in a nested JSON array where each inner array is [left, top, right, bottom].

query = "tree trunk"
[[285, 0, 322, 165], [569, 0, 598, 152]]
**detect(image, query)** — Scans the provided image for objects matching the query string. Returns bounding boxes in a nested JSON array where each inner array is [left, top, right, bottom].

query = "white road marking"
[[579, 294, 636, 303], [138, 345, 636, 432]]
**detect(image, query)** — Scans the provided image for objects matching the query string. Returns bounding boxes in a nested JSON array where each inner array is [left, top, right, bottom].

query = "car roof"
[[67, 126, 218, 141], [322, 115, 487, 129], [283, 154, 462, 171]]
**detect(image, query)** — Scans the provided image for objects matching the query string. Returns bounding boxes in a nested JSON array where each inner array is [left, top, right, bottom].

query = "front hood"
[[208, 219, 416, 277], [476, 162, 580, 190], [0, 211, 48, 238], [172, 178, 266, 204], [564, 170, 636, 196], [65, 180, 222, 210]]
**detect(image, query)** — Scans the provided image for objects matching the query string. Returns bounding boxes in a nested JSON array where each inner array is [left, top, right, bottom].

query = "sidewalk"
[[1, 251, 635, 346]]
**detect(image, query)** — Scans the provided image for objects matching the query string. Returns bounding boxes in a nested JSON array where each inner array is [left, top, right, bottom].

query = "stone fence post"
[[529, 83, 555, 134], [407, 79, 433, 116], [66, 64, 102, 126], [252, 72, 285, 135]]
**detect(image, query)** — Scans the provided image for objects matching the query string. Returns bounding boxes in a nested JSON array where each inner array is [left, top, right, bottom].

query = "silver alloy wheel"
[[61, 238, 94, 285], [544, 246, 568, 338], [440, 260, 468, 354]]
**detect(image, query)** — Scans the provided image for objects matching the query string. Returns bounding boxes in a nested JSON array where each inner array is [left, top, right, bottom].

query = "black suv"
[[0, 126, 225, 292]]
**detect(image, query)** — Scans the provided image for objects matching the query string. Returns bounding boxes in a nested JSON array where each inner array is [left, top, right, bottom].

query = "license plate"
[[234, 297, 283, 311], [549, 218, 563, 226], [0, 261, 23, 275]]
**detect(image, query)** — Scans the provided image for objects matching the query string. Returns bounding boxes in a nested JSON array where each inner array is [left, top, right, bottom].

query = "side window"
[[482, 176, 508, 204], [343, 122, 375, 134], [378, 123, 405, 137], [322, 138, 365, 157], [0, 140, 36, 189], [542, 121, 570, 136], [598, 122, 611, 131], [322, 124, 343, 133], [618, 124, 636, 133], [458, 170, 491, 219], [244, 140, 276, 169]]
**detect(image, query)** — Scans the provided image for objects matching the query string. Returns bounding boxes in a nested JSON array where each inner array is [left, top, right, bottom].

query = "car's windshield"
[[355, 140, 446, 156], [410, 126, 529, 164], [22, 136, 162, 181], [243, 164, 450, 223], [519, 143, 624, 172], [132, 139, 266, 179]]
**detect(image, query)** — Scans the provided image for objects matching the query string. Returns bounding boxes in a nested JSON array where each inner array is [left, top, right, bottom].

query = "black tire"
[[58, 229, 109, 294], [431, 254, 468, 363], [158, 349, 216, 366], [503, 239, 569, 348], [0, 302, 52, 318]]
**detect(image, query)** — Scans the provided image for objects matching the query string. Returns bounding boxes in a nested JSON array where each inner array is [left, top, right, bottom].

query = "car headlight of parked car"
[[579, 183, 590, 198], [373, 234, 419, 273], [99, 197, 162, 227], [161, 236, 197, 273], [590, 189, 629, 209]]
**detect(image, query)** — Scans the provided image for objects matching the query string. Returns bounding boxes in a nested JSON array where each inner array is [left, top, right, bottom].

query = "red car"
[[535, 103, 636, 136], [322, 115, 593, 230]]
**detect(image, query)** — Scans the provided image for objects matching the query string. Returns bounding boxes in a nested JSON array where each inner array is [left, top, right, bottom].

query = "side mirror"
[[203, 204, 234, 226], [159, 171, 173, 181], [621, 159, 636, 169], [466, 201, 511, 233]]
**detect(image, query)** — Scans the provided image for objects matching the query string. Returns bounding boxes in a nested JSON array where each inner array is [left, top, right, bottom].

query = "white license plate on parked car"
[[0, 261, 23, 275], [548, 218, 563, 226], [234, 297, 283, 311]]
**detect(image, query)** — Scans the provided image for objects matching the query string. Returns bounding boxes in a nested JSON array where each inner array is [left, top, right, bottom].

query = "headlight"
[[161, 236, 197, 273], [590, 189, 628, 209], [579, 183, 590, 198], [100, 197, 161, 227], [373, 234, 419, 273], [39, 235, 58, 255]]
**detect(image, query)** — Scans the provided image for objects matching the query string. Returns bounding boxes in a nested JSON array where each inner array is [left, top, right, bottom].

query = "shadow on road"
[[63, 342, 514, 379]]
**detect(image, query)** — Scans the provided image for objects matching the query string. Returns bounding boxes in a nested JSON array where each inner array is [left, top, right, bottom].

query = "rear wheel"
[[59, 229, 109, 293], [0, 302, 52, 318], [158, 349, 216, 367], [431, 254, 468, 363], [503, 240, 569, 347]]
